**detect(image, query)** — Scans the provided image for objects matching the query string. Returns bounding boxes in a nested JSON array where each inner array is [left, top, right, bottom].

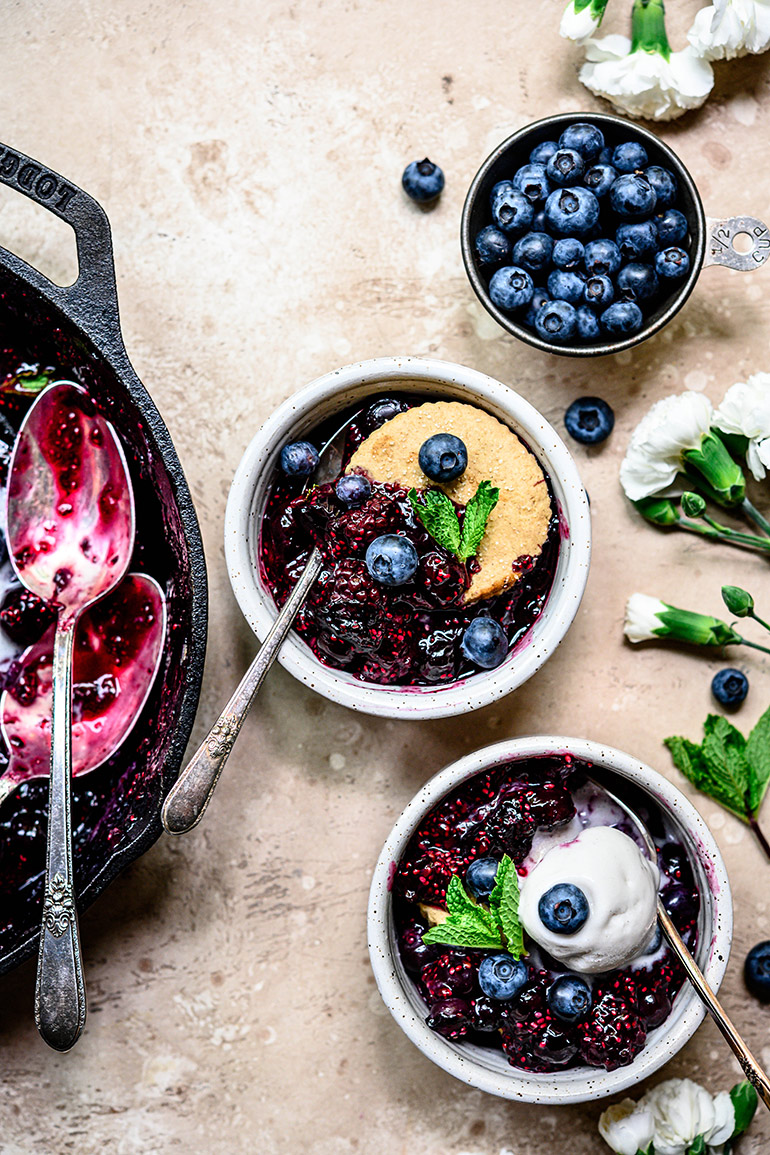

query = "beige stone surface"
[[1, 0, 770, 1151]]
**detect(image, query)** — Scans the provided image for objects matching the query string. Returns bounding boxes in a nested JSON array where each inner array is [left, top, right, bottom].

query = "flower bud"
[[681, 491, 707, 518], [722, 585, 754, 618], [634, 497, 680, 526]]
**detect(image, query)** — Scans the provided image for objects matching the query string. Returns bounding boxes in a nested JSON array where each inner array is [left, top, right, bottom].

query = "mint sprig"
[[665, 705, 770, 860], [421, 855, 527, 958], [408, 480, 499, 562]]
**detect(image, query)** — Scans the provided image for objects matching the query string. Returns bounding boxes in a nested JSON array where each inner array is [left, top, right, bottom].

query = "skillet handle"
[[0, 142, 122, 352], [704, 215, 770, 271]]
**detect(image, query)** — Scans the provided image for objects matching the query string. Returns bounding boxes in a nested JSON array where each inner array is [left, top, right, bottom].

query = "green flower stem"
[[749, 817, 770, 862], [736, 635, 770, 657], [631, 0, 670, 58], [742, 497, 770, 538], [680, 517, 770, 554]]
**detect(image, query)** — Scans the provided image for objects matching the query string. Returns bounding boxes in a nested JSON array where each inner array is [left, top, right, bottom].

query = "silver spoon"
[[596, 779, 770, 1110], [161, 412, 359, 836], [6, 381, 135, 1051]]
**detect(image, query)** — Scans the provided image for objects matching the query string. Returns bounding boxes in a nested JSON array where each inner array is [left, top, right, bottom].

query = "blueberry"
[[583, 274, 614, 309], [609, 173, 657, 219], [465, 857, 500, 900], [584, 238, 621, 277], [655, 246, 690, 279], [656, 207, 688, 246], [547, 975, 593, 1022], [534, 300, 578, 343], [461, 617, 508, 669], [512, 164, 551, 203], [616, 220, 659, 262], [661, 884, 699, 930], [564, 396, 615, 444], [532, 208, 548, 232], [474, 224, 511, 269], [418, 433, 468, 482], [712, 668, 749, 707], [512, 231, 554, 273], [553, 237, 585, 271], [489, 265, 535, 312], [600, 300, 643, 336], [524, 288, 550, 327], [365, 534, 419, 586], [617, 262, 659, 302], [548, 269, 585, 305], [559, 122, 604, 162], [645, 165, 678, 208], [402, 158, 445, 203], [612, 141, 649, 173], [280, 441, 319, 477], [365, 397, 409, 429], [546, 148, 585, 187], [335, 474, 372, 508], [583, 163, 617, 198], [545, 187, 600, 237], [576, 305, 600, 341], [491, 182, 535, 235], [530, 140, 558, 165], [745, 941, 770, 1001], [538, 883, 589, 934], [478, 953, 529, 1001]]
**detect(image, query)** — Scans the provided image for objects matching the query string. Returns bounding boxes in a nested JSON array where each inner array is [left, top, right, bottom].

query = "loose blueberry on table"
[[393, 756, 700, 1073], [473, 121, 692, 346], [402, 158, 445, 204], [260, 397, 559, 686]]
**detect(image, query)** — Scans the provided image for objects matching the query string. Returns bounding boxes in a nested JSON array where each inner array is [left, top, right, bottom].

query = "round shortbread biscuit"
[[347, 401, 552, 602]]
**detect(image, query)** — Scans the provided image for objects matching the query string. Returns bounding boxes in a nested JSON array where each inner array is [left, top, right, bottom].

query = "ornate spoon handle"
[[35, 619, 86, 1052], [161, 548, 324, 835], [658, 902, 770, 1110]]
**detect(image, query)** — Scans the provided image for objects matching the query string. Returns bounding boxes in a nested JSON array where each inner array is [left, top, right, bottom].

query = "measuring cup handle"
[[0, 142, 122, 353], [704, 215, 770, 271]]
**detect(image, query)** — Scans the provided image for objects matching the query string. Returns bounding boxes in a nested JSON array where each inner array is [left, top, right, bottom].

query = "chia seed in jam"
[[259, 396, 559, 686], [393, 756, 701, 1074]]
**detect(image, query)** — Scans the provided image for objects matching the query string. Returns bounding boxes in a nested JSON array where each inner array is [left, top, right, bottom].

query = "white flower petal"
[[706, 1090, 736, 1146], [714, 374, 770, 480], [560, 2, 601, 44], [599, 1098, 656, 1155], [688, 0, 770, 60], [620, 392, 714, 500], [641, 1078, 717, 1155], [624, 594, 667, 643], [580, 43, 713, 121]]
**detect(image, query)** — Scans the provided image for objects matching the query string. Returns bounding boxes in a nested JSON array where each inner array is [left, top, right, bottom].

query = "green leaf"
[[664, 717, 752, 823], [686, 1136, 706, 1155], [444, 875, 475, 918], [408, 488, 460, 555], [458, 480, 500, 561], [729, 1080, 758, 1136], [746, 705, 770, 816], [499, 861, 526, 959], [487, 854, 513, 912], [637, 1145, 655, 1155], [422, 914, 503, 951]]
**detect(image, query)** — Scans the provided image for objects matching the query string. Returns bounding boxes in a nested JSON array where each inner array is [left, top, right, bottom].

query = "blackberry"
[[421, 951, 475, 1001], [394, 846, 461, 905], [580, 992, 646, 1071], [426, 998, 471, 1040]]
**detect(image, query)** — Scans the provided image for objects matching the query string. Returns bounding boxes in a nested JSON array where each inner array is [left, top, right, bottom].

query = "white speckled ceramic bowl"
[[225, 356, 590, 719], [368, 736, 732, 1103]]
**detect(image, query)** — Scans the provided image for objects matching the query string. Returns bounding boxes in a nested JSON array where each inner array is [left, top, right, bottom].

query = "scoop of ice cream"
[[347, 401, 552, 603], [518, 826, 660, 974]]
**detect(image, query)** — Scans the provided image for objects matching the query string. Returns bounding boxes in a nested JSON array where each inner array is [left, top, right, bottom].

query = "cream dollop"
[[518, 827, 660, 974]]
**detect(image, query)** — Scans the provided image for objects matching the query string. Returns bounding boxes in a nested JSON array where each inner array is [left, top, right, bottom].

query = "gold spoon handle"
[[658, 901, 770, 1110], [34, 619, 86, 1052]]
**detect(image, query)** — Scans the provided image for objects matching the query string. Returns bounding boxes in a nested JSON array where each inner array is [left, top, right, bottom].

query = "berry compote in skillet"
[[392, 755, 700, 1073], [260, 395, 560, 686]]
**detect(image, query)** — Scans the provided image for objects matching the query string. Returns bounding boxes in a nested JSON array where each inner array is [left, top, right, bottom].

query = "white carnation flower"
[[620, 392, 714, 501], [623, 593, 668, 643], [713, 373, 770, 480], [640, 1078, 733, 1155], [598, 1098, 656, 1155], [561, 0, 607, 44], [688, 0, 770, 61], [580, 36, 714, 120]]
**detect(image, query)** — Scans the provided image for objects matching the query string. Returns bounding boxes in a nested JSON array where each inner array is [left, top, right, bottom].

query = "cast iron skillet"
[[0, 142, 208, 974]]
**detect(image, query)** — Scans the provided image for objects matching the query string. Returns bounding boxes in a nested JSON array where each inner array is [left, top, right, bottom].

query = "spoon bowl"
[[0, 573, 167, 803]]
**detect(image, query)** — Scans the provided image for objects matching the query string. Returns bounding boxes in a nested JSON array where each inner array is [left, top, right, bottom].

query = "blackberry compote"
[[393, 755, 700, 1074]]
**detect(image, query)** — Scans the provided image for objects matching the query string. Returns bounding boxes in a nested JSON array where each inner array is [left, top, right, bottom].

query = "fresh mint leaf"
[[730, 1080, 758, 1136], [746, 705, 770, 816], [408, 488, 460, 555], [664, 723, 751, 823], [458, 480, 500, 561], [487, 855, 526, 959], [444, 874, 475, 918], [487, 853, 513, 913], [421, 919, 504, 950]]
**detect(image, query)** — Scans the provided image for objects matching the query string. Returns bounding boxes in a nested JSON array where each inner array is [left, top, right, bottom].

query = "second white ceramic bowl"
[[225, 356, 591, 719], [368, 737, 732, 1103]]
